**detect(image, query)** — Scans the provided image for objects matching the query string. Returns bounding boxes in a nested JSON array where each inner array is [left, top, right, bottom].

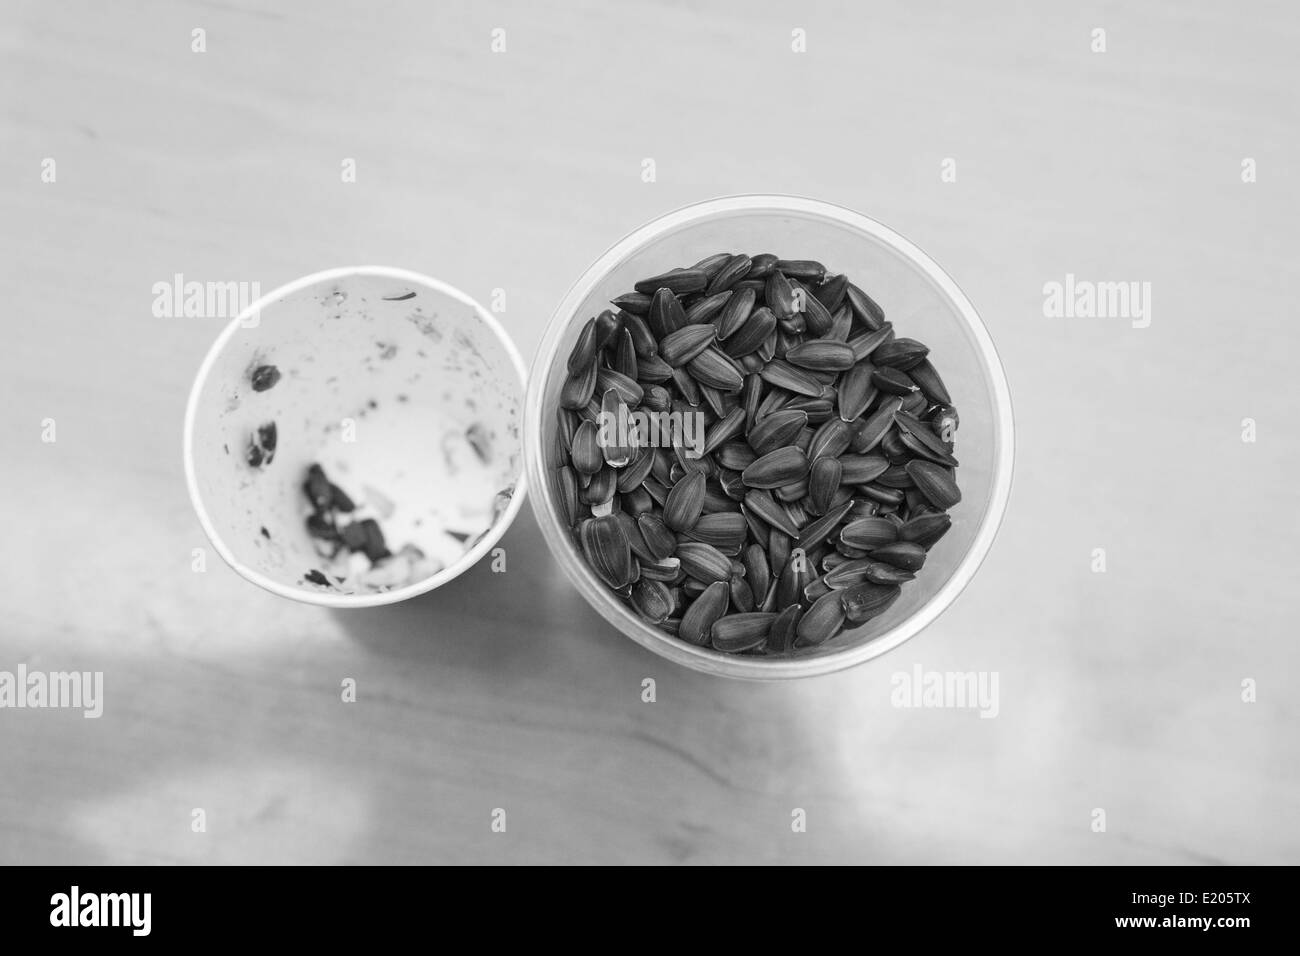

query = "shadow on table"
[[329, 514, 643, 680]]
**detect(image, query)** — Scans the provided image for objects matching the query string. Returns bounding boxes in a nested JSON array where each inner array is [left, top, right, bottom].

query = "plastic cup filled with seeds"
[[185, 266, 527, 607], [525, 196, 1014, 678]]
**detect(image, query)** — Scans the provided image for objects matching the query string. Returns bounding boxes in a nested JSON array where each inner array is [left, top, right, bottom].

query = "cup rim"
[[183, 264, 529, 609], [525, 193, 1016, 679]]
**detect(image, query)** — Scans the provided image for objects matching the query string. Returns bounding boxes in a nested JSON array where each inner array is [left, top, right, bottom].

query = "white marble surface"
[[1, 0, 1296, 864]]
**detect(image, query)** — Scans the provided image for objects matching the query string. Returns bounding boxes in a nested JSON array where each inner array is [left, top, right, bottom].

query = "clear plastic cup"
[[524, 196, 1014, 679]]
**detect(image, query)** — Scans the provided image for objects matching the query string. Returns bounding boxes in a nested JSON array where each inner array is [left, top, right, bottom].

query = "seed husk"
[[906, 460, 962, 510], [686, 347, 745, 391], [868, 541, 927, 571], [742, 446, 810, 489], [797, 590, 846, 645], [785, 340, 856, 372], [676, 541, 733, 584], [635, 268, 707, 296], [711, 612, 777, 652], [678, 581, 729, 645], [659, 323, 718, 366]]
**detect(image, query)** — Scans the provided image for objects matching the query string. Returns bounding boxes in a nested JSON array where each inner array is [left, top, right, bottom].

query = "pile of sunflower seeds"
[[551, 253, 961, 654]]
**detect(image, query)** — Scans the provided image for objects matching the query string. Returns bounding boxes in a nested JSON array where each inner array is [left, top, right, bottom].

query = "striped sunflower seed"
[[868, 541, 927, 571], [580, 515, 633, 589], [759, 360, 823, 397], [721, 305, 777, 357], [635, 268, 707, 296], [766, 271, 798, 319], [840, 516, 898, 550], [647, 288, 687, 339], [797, 590, 846, 645], [807, 456, 843, 516], [685, 290, 733, 325], [676, 541, 733, 584], [678, 580, 729, 646], [807, 418, 851, 461], [899, 512, 952, 549], [870, 367, 917, 396], [785, 340, 856, 372], [838, 454, 890, 485], [686, 511, 749, 550], [837, 363, 877, 423], [743, 489, 802, 538], [659, 323, 718, 366], [742, 446, 810, 489], [664, 471, 706, 532], [840, 582, 900, 624], [906, 460, 962, 510], [767, 604, 802, 653], [631, 578, 674, 623], [711, 612, 778, 652], [909, 358, 951, 405], [715, 286, 756, 339], [706, 254, 753, 295], [747, 408, 807, 456], [686, 347, 745, 391], [610, 292, 651, 316], [845, 282, 886, 330]]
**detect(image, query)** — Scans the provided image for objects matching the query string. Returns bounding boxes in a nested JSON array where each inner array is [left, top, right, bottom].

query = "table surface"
[[2, 0, 1297, 865]]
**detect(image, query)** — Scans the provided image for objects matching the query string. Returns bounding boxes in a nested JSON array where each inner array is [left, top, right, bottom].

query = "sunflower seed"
[[845, 282, 886, 330], [759, 360, 823, 397], [560, 360, 598, 409], [678, 580, 729, 645], [766, 271, 798, 318], [742, 446, 810, 489], [909, 358, 951, 405], [670, 366, 701, 406], [847, 324, 894, 363], [899, 512, 952, 549], [721, 305, 777, 357], [686, 511, 748, 550], [797, 590, 846, 645], [635, 268, 707, 296], [596, 367, 643, 407], [906, 460, 961, 510], [839, 582, 900, 623], [785, 340, 856, 372], [584, 465, 617, 505], [747, 408, 807, 456], [870, 367, 917, 396], [703, 407, 746, 455], [686, 347, 745, 391], [838, 454, 890, 485], [837, 363, 877, 422], [570, 419, 602, 475], [647, 288, 687, 339], [685, 290, 733, 325], [814, 274, 848, 311], [716, 441, 757, 471], [840, 516, 898, 550], [869, 541, 927, 571], [663, 471, 706, 532], [807, 418, 852, 461], [794, 499, 853, 554], [611, 292, 652, 316], [567, 317, 600, 374], [691, 252, 733, 281], [865, 562, 915, 585], [580, 515, 632, 589], [711, 612, 777, 652], [728, 574, 755, 613], [659, 324, 718, 366], [706, 254, 753, 295], [676, 541, 732, 584], [808, 456, 842, 515], [715, 286, 756, 339], [640, 383, 672, 413], [742, 544, 771, 601], [743, 489, 802, 538], [557, 466, 580, 526], [775, 548, 815, 607], [824, 558, 872, 588], [872, 337, 929, 370], [894, 411, 959, 466]]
